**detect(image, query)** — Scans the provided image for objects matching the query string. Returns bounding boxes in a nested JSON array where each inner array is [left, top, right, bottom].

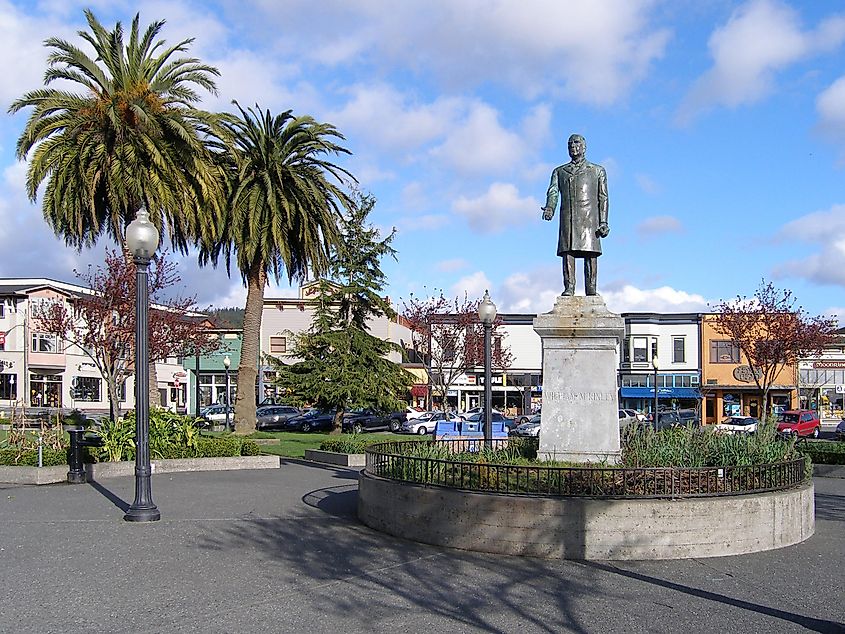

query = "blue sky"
[[2, 0, 845, 320]]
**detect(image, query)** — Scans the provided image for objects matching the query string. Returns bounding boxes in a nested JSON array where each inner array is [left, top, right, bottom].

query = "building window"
[[0, 374, 16, 400], [199, 373, 238, 408], [0, 303, 5, 318], [72, 376, 101, 402], [621, 374, 649, 388], [673, 337, 685, 363], [710, 340, 740, 363], [269, 336, 287, 354], [632, 337, 648, 362], [31, 333, 59, 353], [29, 297, 59, 315], [622, 337, 630, 363]]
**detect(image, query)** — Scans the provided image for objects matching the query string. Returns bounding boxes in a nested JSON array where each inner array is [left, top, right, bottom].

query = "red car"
[[776, 410, 821, 438]]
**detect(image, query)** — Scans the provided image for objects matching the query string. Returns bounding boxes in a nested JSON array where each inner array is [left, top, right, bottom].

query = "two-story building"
[[699, 314, 796, 424], [0, 278, 186, 415], [618, 313, 702, 414]]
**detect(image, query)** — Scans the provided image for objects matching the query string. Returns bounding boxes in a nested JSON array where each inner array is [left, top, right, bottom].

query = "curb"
[[0, 455, 280, 486], [304, 449, 365, 467]]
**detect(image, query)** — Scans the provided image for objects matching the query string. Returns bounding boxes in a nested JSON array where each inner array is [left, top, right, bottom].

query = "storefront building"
[[700, 315, 796, 423], [618, 313, 701, 414], [798, 328, 845, 417], [0, 279, 186, 416]]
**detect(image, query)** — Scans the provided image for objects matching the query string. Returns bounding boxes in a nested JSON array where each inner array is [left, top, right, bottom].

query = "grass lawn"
[[203, 430, 420, 459]]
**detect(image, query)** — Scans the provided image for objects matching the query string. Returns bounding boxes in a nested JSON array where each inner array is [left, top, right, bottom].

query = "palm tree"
[[204, 103, 353, 434], [10, 10, 226, 406], [9, 9, 224, 251]]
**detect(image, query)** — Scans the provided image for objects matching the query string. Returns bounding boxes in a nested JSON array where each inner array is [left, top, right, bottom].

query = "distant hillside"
[[207, 307, 244, 329]]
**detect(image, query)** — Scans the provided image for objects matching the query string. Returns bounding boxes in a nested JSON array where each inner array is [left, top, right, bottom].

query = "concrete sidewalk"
[[1, 460, 843, 633]]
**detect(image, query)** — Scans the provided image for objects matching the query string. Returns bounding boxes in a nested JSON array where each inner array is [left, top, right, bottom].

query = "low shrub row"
[[0, 436, 260, 466], [799, 440, 845, 465], [320, 435, 386, 454]]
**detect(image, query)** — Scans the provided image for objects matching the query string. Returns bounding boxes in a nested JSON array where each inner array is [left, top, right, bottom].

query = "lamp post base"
[[123, 504, 161, 522]]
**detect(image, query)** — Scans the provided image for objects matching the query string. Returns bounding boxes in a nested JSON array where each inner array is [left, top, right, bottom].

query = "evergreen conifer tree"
[[270, 193, 414, 433]]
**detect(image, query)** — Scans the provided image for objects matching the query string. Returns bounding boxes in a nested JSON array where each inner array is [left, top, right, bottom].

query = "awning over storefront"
[[620, 387, 700, 399], [410, 384, 428, 397]]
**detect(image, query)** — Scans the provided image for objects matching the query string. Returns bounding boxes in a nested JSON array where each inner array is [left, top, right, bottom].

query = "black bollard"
[[66, 429, 86, 484]]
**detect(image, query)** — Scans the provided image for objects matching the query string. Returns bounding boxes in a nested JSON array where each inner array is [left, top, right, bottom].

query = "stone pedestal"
[[533, 295, 624, 463]]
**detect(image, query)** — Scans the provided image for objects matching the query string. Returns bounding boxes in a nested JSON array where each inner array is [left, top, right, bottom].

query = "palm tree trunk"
[[149, 361, 161, 407], [234, 260, 266, 434]]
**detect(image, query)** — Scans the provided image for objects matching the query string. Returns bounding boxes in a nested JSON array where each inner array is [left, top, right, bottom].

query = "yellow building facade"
[[700, 315, 797, 424]]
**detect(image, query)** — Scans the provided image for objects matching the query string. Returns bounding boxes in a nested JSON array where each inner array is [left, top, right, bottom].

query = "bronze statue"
[[542, 134, 609, 296]]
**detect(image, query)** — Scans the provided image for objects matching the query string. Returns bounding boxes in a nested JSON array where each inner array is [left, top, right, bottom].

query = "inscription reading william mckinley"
[[544, 391, 614, 402]]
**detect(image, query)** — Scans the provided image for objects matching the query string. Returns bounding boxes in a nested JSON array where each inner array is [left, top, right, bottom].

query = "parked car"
[[515, 411, 540, 425], [776, 410, 821, 438], [513, 416, 541, 437], [463, 411, 515, 432], [277, 409, 336, 432], [836, 418, 845, 441], [676, 409, 700, 427], [341, 409, 394, 434], [715, 416, 759, 435], [400, 411, 454, 435], [618, 409, 637, 428], [201, 404, 234, 424], [405, 406, 427, 420], [652, 410, 681, 430], [458, 406, 501, 421], [255, 406, 303, 431]]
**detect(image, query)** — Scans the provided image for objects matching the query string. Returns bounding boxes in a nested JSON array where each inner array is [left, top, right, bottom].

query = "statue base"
[[533, 295, 624, 464]]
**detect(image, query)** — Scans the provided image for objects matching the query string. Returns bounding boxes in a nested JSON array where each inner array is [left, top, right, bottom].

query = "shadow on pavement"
[[584, 561, 845, 634], [814, 492, 845, 522], [86, 479, 130, 512], [192, 491, 594, 633]]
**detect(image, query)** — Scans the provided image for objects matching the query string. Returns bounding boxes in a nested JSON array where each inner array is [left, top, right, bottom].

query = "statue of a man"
[[542, 134, 609, 296]]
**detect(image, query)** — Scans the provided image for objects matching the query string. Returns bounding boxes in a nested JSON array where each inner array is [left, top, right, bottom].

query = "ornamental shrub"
[[0, 448, 67, 467], [799, 440, 845, 465]]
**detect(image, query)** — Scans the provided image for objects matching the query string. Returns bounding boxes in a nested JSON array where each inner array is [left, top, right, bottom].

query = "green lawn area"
[[244, 431, 418, 459]]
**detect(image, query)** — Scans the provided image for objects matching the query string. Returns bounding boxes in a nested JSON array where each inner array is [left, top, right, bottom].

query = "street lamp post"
[[124, 209, 161, 523], [478, 290, 497, 450], [223, 355, 231, 432], [652, 353, 659, 429]]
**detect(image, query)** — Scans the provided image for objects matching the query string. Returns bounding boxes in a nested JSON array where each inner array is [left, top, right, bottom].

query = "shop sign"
[[733, 365, 762, 383], [836, 385, 845, 394], [0, 332, 5, 345], [474, 374, 504, 386], [0, 359, 12, 370], [813, 360, 845, 369]]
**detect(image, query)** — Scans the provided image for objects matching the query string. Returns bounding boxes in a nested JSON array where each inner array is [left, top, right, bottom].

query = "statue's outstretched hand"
[[542, 207, 554, 221], [597, 223, 610, 238]]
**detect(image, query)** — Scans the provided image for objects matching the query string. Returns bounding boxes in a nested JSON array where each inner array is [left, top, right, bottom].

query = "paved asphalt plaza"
[[1, 461, 843, 634]]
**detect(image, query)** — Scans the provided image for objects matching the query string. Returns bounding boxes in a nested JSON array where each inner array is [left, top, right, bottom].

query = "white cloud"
[[635, 173, 661, 195], [452, 183, 540, 233], [636, 215, 683, 238], [430, 102, 527, 174], [816, 75, 845, 147], [678, 0, 845, 124], [435, 259, 468, 273], [250, 0, 669, 105], [493, 265, 710, 315], [602, 284, 710, 313], [327, 84, 461, 154], [451, 271, 492, 301], [772, 204, 845, 285], [396, 214, 450, 232]]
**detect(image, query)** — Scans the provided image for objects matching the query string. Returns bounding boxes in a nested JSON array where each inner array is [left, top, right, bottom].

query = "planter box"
[[0, 455, 279, 486], [304, 449, 365, 467]]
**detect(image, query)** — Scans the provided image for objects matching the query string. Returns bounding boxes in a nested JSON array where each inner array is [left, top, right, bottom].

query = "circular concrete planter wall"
[[358, 472, 815, 560]]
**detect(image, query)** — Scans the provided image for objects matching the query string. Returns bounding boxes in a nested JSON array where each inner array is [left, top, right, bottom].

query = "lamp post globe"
[[223, 355, 232, 432], [126, 209, 160, 260], [478, 290, 497, 449], [124, 209, 161, 523]]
